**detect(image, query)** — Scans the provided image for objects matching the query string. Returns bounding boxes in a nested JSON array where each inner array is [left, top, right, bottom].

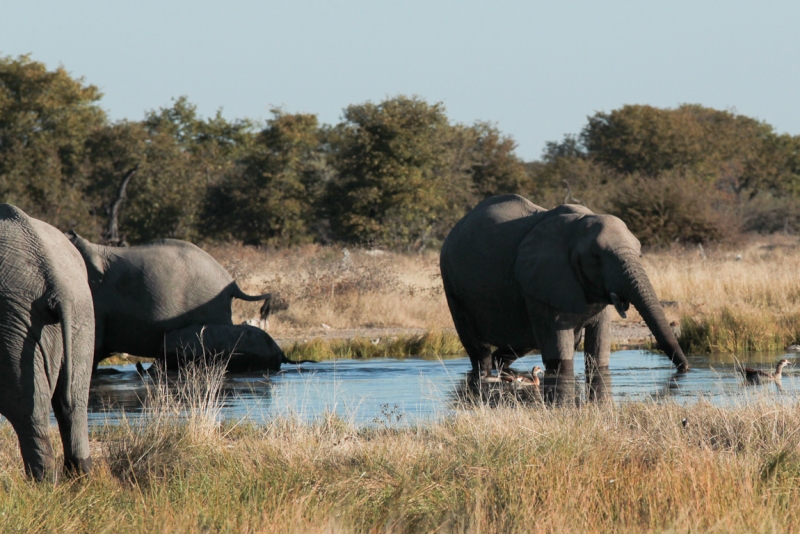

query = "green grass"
[[283, 330, 466, 361], [679, 307, 800, 353]]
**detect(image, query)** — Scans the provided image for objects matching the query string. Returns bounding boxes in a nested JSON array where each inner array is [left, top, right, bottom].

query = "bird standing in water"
[[501, 366, 544, 386], [740, 359, 792, 384]]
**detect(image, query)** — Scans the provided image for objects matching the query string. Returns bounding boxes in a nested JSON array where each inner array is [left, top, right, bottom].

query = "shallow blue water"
[[85, 350, 800, 428]]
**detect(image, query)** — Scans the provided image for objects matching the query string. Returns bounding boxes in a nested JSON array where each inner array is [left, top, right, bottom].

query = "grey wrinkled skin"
[[440, 194, 689, 378], [0, 205, 95, 480], [66, 232, 273, 371], [163, 324, 285, 373]]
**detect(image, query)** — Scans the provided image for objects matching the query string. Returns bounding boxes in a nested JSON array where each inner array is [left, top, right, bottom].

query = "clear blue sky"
[[2, 1, 798, 160]]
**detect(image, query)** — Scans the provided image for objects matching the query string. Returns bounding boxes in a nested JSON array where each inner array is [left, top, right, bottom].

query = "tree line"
[[2, 54, 799, 249]]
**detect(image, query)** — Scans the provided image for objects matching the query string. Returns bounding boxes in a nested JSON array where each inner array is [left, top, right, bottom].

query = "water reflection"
[[81, 350, 800, 428]]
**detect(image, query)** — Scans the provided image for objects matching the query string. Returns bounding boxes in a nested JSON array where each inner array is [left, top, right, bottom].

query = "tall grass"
[[5, 394, 800, 531], [640, 236, 800, 353], [207, 243, 451, 334], [104, 356, 227, 486]]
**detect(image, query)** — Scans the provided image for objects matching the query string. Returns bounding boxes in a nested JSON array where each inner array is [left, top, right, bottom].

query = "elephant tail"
[[230, 284, 289, 321]]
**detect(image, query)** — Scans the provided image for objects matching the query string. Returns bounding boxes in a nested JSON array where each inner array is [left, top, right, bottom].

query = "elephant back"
[[441, 195, 545, 292], [440, 195, 548, 345]]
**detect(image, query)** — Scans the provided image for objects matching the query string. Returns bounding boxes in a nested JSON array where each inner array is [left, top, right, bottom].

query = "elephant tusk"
[[610, 292, 628, 319]]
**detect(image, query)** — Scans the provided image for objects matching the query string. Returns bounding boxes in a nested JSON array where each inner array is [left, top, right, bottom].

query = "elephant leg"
[[491, 346, 528, 373], [528, 314, 575, 372], [584, 308, 611, 372], [460, 333, 492, 378], [443, 286, 492, 378], [52, 379, 92, 476], [9, 414, 56, 481]]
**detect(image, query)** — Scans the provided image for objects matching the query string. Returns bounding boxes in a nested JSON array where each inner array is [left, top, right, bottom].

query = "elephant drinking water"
[[66, 232, 282, 371], [439, 195, 689, 378]]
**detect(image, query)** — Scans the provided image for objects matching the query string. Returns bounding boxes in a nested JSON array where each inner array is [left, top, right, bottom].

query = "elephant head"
[[516, 205, 689, 372]]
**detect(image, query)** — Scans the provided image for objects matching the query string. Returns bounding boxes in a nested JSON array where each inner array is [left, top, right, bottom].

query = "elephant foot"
[[64, 456, 92, 477], [24, 458, 56, 482]]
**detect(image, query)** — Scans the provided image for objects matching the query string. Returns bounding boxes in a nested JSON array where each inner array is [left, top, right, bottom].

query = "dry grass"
[[4, 384, 800, 532], [205, 243, 451, 335], [642, 235, 800, 352]]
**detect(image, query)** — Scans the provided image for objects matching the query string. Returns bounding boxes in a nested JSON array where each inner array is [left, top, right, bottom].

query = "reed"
[[679, 307, 800, 353], [103, 353, 227, 487]]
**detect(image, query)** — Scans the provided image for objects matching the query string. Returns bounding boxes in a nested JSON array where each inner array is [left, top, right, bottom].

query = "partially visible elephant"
[[66, 232, 275, 370], [0, 205, 95, 480], [440, 195, 689, 378], [163, 324, 285, 373]]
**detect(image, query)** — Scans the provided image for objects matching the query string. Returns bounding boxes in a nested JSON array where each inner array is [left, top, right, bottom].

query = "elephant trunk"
[[616, 254, 690, 372]]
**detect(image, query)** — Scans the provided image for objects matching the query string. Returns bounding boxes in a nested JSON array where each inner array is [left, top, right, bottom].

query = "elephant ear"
[[514, 217, 587, 314]]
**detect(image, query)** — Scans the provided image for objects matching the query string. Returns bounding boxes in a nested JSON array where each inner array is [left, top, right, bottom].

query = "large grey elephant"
[[66, 232, 276, 371], [440, 195, 689, 378], [0, 205, 95, 480]]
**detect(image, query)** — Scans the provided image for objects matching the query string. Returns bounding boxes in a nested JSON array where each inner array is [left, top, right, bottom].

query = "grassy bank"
[[641, 236, 800, 353], [283, 330, 464, 361], [4, 396, 800, 532]]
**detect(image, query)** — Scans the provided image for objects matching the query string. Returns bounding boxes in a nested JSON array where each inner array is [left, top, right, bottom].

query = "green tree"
[[466, 122, 530, 200], [326, 96, 461, 249], [83, 120, 149, 241], [580, 104, 787, 192], [0, 54, 106, 229], [97, 98, 257, 243], [202, 111, 329, 246]]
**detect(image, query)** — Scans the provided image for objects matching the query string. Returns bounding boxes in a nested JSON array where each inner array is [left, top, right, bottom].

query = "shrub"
[[607, 172, 731, 246]]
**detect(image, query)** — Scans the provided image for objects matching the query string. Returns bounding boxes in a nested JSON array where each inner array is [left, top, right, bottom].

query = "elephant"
[[0, 205, 95, 480], [162, 324, 286, 373], [439, 194, 689, 379], [66, 232, 277, 372]]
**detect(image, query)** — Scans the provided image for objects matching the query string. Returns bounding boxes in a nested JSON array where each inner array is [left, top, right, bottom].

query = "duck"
[[501, 366, 544, 386], [740, 359, 791, 384]]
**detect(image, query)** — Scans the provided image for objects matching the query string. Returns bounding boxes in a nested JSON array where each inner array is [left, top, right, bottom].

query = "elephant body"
[[440, 194, 688, 377], [0, 205, 95, 480], [67, 233, 274, 369], [163, 324, 284, 373]]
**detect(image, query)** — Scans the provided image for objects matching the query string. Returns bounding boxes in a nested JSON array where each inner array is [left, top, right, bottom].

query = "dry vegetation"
[[2, 361, 800, 532], [207, 243, 452, 337], [642, 234, 800, 352]]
